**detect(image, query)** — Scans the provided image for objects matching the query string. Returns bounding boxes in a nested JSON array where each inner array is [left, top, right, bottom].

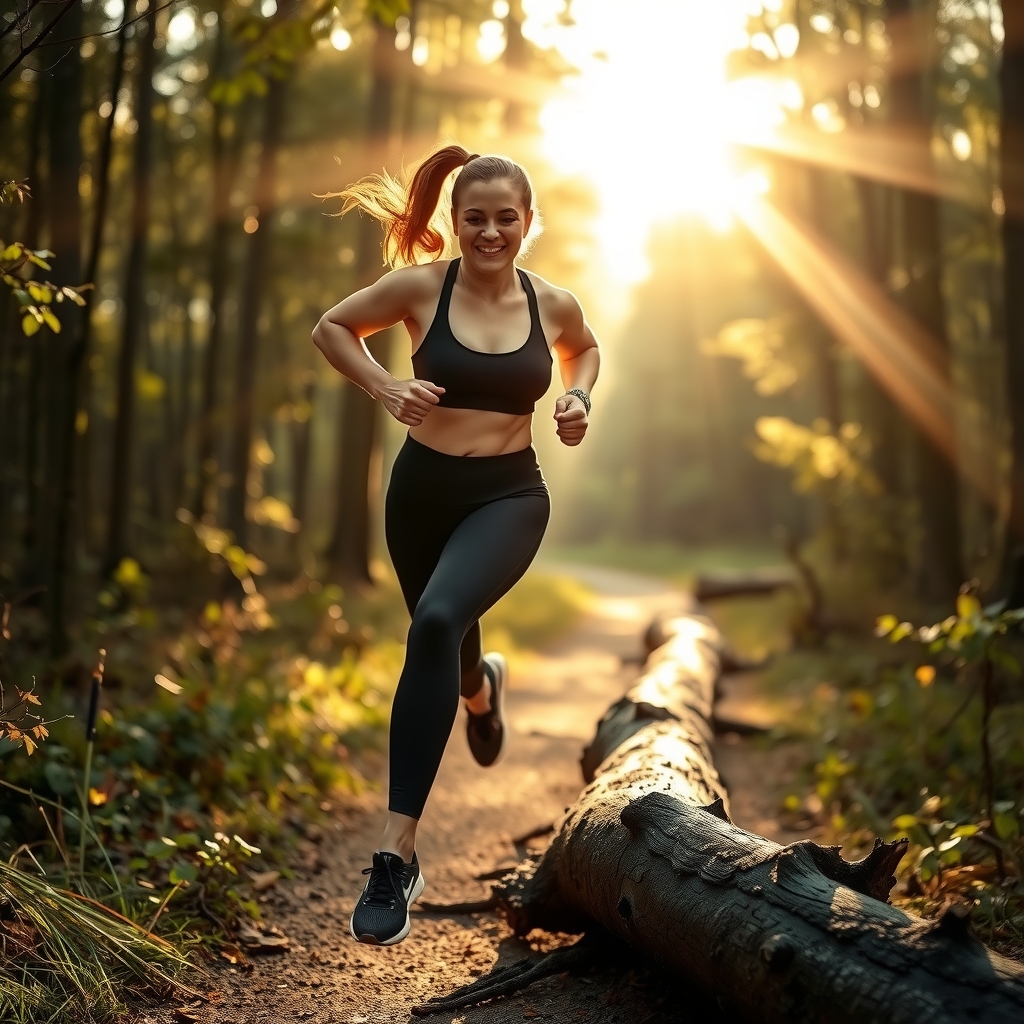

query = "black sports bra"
[[411, 258, 552, 415]]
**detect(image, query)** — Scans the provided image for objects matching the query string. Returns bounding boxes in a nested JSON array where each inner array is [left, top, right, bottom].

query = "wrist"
[[368, 373, 395, 402], [565, 387, 591, 415]]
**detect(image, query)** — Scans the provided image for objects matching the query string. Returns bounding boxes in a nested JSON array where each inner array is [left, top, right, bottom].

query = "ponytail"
[[327, 144, 534, 269]]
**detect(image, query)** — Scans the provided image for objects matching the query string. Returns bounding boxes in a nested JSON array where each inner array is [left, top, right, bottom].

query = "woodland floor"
[[140, 565, 811, 1024]]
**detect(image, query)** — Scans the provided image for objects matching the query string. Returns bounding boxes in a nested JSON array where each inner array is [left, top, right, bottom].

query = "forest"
[[1, 0, 1023, 1021]]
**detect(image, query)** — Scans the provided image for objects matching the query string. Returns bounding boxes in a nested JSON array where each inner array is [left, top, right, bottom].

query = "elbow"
[[311, 317, 328, 354]]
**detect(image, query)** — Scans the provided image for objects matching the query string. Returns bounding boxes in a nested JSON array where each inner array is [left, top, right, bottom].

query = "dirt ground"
[[141, 565, 803, 1024]]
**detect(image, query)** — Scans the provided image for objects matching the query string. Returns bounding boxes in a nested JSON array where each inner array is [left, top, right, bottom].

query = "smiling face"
[[452, 177, 534, 274]]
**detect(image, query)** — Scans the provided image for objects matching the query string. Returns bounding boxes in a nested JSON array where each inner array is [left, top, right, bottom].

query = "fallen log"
[[416, 612, 1024, 1021], [693, 567, 798, 602]]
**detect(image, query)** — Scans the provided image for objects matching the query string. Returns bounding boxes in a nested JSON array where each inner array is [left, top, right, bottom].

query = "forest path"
[[146, 565, 789, 1024]]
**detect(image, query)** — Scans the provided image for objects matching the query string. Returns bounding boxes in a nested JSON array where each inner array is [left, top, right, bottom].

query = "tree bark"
[[42, 0, 84, 651], [325, 14, 397, 583], [427, 611, 1024, 1021], [104, 2, 158, 575], [1001, 0, 1024, 599]]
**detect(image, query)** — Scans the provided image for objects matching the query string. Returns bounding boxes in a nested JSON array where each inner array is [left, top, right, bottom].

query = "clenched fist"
[[553, 393, 588, 446], [379, 379, 445, 425]]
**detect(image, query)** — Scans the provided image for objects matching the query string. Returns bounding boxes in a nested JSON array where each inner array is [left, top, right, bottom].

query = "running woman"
[[312, 145, 600, 946]]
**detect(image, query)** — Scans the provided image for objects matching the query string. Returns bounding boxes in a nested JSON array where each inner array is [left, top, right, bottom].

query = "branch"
[[0, 0, 79, 84]]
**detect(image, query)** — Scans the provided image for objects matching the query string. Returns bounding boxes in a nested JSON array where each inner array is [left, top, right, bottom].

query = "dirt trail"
[[145, 566, 792, 1024]]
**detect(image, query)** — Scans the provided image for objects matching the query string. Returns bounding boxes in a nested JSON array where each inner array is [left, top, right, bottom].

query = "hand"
[[553, 393, 588, 446], [379, 378, 445, 425]]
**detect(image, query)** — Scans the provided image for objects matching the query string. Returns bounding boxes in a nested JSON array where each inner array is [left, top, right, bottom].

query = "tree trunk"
[[193, 2, 240, 520], [289, 372, 316, 551], [886, 0, 963, 600], [434, 611, 1024, 1022], [223, 51, 292, 545], [104, 2, 158, 575], [1002, 0, 1024, 600], [76, 8, 129, 561], [326, 14, 397, 583], [42, 0, 84, 651]]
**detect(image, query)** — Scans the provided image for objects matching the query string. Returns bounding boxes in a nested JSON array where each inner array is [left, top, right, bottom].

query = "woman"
[[312, 144, 600, 946]]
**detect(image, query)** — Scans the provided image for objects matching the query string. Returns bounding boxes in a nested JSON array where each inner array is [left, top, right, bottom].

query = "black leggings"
[[385, 435, 550, 819]]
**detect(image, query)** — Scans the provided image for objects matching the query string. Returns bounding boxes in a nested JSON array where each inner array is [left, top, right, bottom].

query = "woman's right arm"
[[312, 269, 444, 426]]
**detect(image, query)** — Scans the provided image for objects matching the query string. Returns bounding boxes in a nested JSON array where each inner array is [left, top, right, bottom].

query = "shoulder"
[[520, 269, 584, 327], [372, 259, 450, 302]]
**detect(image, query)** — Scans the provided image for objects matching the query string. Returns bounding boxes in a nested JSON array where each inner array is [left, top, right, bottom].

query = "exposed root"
[[411, 936, 602, 1016], [413, 896, 498, 916]]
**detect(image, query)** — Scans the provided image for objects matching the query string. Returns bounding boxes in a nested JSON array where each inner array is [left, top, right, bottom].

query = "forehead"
[[455, 177, 527, 213]]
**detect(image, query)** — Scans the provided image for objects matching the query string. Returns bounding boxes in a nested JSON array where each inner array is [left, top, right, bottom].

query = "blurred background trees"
[[0, 0, 1020, 648]]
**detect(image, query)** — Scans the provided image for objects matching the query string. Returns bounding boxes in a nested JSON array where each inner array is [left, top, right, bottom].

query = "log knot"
[[759, 933, 796, 972]]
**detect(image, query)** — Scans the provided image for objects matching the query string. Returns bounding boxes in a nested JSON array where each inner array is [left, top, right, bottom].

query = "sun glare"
[[536, 0, 783, 283]]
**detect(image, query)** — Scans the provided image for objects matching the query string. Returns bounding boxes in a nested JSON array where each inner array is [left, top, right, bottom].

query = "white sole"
[[349, 871, 426, 946]]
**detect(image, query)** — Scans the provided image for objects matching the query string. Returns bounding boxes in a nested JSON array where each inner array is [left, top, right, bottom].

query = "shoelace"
[[360, 856, 403, 907]]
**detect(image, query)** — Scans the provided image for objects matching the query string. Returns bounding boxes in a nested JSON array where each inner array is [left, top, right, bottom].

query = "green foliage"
[[481, 570, 591, 654], [0, 181, 88, 336]]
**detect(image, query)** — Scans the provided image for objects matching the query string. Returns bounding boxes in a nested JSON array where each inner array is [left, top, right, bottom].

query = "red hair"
[[328, 144, 534, 268]]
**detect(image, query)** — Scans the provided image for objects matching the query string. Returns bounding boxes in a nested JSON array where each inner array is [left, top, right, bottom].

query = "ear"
[[524, 208, 534, 236], [451, 206, 459, 236]]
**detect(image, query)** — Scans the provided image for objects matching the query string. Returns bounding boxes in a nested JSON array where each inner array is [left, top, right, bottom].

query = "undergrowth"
[[0, 517, 589, 1018]]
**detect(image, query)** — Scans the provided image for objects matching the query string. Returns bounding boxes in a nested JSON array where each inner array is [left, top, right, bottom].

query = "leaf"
[[22, 735, 36, 755], [915, 665, 936, 687], [889, 621, 914, 643], [88, 787, 108, 806], [874, 613, 898, 637], [155, 673, 183, 695], [169, 861, 198, 884], [893, 814, 919, 831], [40, 307, 61, 333], [951, 824, 979, 838], [957, 593, 981, 620], [22, 691, 41, 705], [994, 812, 1020, 840], [21, 314, 40, 336], [249, 869, 280, 892]]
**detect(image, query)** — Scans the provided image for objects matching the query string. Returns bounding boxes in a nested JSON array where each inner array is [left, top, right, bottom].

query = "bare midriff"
[[408, 407, 534, 457]]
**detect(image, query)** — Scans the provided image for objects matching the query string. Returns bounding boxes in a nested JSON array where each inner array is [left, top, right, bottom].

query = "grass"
[[0, 860, 194, 1023]]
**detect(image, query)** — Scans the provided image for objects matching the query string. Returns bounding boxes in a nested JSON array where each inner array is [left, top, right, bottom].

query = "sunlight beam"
[[732, 122, 981, 208], [735, 195, 996, 494]]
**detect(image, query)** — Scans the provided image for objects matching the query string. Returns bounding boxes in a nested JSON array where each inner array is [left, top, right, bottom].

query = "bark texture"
[[475, 612, 1024, 1023]]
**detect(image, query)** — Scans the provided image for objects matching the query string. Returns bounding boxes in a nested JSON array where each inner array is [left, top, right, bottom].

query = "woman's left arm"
[[551, 291, 600, 447]]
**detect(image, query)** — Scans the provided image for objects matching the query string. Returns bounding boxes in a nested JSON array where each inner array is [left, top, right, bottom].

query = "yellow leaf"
[[8, 729, 22, 742], [957, 593, 981, 620], [22, 313, 41, 336], [113, 557, 142, 588], [874, 614, 898, 637], [89, 788, 108, 806], [31, 724, 48, 740], [23, 736, 36, 756], [155, 673, 183, 695], [40, 307, 60, 333], [915, 665, 936, 687]]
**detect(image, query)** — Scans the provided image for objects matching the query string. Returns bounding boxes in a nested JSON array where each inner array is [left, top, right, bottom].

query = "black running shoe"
[[349, 851, 425, 946], [466, 652, 507, 767]]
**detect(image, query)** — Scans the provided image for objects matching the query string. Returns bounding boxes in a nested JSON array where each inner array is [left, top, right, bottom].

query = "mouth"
[[475, 244, 506, 256]]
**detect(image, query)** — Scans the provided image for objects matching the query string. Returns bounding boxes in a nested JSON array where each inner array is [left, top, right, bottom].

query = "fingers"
[[554, 405, 586, 423]]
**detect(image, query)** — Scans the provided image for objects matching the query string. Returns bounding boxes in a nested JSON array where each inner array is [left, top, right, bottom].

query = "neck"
[[456, 256, 520, 301]]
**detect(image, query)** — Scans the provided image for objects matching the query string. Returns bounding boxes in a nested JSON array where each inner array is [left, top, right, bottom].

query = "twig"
[[414, 895, 498, 915], [411, 937, 601, 1016], [145, 880, 184, 933], [79, 648, 106, 876]]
